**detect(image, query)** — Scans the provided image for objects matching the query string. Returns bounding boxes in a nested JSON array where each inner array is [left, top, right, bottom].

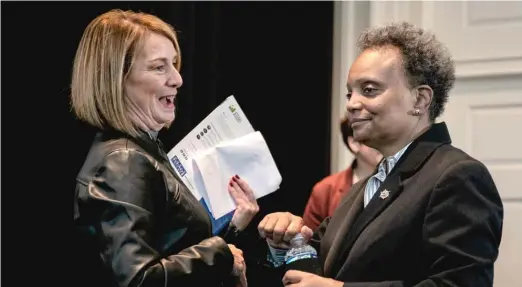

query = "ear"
[[347, 136, 360, 154], [413, 85, 433, 115]]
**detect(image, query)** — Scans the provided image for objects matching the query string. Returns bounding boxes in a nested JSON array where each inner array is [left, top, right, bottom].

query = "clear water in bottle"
[[284, 233, 322, 275]]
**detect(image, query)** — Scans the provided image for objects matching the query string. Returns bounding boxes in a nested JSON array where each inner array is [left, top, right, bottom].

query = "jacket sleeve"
[[342, 160, 503, 287], [87, 149, 234, 287]]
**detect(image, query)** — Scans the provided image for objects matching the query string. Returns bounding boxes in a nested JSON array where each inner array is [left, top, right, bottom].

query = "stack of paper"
[[167, 95, 282, 234]]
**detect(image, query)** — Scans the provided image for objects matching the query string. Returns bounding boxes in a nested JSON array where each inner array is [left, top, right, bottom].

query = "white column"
[[330, 0, 370, 173]]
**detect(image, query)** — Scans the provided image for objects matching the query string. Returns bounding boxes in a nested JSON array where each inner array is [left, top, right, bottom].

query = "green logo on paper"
[[229, 105, 236, 113]]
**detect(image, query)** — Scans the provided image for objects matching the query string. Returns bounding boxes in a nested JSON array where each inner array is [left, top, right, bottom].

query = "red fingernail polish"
[[235, 174, 240, 179], [229, 182, 233, 187]]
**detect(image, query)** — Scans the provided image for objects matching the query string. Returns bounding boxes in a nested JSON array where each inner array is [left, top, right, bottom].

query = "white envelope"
[[191, 131, 282, 219]]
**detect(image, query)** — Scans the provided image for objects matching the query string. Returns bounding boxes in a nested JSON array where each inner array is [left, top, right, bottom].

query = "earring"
[[412, 109, 420, 116]]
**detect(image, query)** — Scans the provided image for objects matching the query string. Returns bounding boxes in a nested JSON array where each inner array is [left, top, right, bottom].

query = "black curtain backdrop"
[[2, 1, 333, 285]]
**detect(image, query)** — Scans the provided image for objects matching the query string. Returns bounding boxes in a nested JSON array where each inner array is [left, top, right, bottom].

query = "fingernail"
[[232, 176, 237, 182], [234, 174, 240, 179], [229, 182, 233, 187]]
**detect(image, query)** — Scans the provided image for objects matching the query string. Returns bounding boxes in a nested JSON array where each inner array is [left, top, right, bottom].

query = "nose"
[[167, 67, 183, 88], [346, 92, 363, 113]]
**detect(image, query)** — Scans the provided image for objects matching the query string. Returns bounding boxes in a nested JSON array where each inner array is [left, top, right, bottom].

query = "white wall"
[[330, 1, 370, 173], [331, 1, 522, 286]]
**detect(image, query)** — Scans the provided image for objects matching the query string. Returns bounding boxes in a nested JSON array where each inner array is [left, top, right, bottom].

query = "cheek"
[[136, 78, 161, 96], [363, 96, 389, 115], [147, 78, 164, 94], [369, 94, 407, 120], [125, 78, 161, 102]]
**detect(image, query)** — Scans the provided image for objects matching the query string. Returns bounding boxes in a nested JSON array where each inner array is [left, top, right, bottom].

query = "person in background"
[[257, 21, 503, 287], [303, 114, 382, 230], [72, 9, 259, 287]]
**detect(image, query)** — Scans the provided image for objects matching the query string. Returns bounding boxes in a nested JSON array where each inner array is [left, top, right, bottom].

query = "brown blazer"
[[303, 166, 354, 230], [305, 122, 503, 286]]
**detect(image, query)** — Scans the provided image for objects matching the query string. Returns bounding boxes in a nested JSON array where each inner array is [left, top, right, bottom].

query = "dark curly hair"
[[357, 22, 456, 120]]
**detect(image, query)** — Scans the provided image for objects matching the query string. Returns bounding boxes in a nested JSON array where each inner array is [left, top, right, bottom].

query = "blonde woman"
[[72, 10, 259, 287]]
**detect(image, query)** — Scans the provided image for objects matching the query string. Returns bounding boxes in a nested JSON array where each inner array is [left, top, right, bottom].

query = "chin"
[[354, 134, 377, 150], [352, 131, 368, 143], [164, 118, 175, 129], [154, 117, 174, 130], [160, 112, 175, 123]]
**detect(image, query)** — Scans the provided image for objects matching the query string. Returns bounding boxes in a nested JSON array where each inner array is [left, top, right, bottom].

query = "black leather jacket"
[[73, 129, 239, 287]]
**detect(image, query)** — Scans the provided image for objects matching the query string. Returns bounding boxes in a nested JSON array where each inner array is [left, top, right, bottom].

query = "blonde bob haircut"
[[70, 9, 181, 137]]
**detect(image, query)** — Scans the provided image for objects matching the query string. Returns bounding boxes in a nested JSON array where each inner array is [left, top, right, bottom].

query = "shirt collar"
[[378, 142, 413, 177]]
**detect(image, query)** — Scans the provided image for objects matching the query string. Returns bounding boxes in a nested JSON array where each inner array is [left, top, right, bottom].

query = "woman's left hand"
[[228, 175, 260, 231]]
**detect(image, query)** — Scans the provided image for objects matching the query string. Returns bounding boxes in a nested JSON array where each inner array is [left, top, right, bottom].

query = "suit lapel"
[[155, 145, 180, 180], [103, 129, 183, 186], [132, 132, 180, 180], [328, 170, 404, 277], [323, 180, 366, 276]]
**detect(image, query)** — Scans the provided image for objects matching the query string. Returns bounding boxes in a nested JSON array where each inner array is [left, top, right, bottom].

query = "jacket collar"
[[97, 128, 178, 176], [396, 121, 452, 176]]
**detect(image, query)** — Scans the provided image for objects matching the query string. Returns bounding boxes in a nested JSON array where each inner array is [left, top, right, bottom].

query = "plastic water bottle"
[[284, 233, 323, 275]]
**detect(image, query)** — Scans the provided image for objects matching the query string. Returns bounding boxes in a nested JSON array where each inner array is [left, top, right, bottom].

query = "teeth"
[[160, 95, 175, 104], [159, 95, 175, 105]]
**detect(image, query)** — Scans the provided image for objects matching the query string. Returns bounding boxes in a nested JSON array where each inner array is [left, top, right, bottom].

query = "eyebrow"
[[346, 76, 382, 89], [148, 56, 177, 63]]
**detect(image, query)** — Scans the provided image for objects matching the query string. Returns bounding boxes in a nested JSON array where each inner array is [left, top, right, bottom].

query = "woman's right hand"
[[228, 244, 247, 287]]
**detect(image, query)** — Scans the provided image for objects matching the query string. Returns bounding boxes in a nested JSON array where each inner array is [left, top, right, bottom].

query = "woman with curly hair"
[[257, 22, 503, 287]]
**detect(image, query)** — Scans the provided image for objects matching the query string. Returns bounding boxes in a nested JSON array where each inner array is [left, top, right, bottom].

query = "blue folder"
[[199, 198, 235, 235]]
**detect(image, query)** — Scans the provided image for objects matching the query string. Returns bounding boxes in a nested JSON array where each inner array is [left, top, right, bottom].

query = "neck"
[[126, 104, 163, 133], [353, 159, 375, 180], [379, 120, 432, 157]]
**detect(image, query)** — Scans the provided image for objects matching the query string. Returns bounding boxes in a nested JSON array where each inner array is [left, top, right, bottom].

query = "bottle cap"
[[290, 233, 305, 246]]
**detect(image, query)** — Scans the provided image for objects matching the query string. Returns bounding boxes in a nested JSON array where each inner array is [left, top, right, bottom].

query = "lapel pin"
[[379, 189, 390, 199]]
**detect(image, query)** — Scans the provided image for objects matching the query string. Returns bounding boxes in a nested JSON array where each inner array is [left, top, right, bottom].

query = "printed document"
[[167, 95, 282, 234]]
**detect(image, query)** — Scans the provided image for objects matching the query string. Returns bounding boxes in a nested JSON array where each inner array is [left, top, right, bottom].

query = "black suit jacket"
[[305, 122, 503, 286]]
